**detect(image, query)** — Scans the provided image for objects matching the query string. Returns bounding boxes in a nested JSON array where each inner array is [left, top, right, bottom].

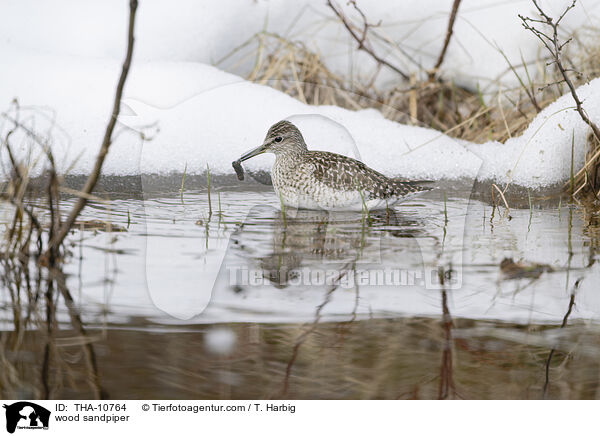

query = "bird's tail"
[[393, 179, 435, 193]]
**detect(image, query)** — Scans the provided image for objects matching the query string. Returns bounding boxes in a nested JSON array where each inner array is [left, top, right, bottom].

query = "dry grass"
[[0, 0, 138, 399], [568, 29, 600, 199], [235, 32, 553, 142]]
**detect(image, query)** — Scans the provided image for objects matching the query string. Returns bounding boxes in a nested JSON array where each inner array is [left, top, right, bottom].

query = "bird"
[[234, 120, 431, 211]]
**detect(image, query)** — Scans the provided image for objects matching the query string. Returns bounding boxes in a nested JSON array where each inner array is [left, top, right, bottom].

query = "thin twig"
[[52, 267, 104, 399], [492, 183, 510, 213], [520, 1, 600, 142], [543, 279, 580, 398], [430, 0, 462, 80], [326, 0, 409, 80], [44, 0, 138, 257]]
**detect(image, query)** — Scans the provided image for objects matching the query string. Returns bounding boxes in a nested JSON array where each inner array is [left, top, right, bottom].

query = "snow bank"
[[1, 45, 599, 189], [1, 0, 599, 91], [469, 81, 600, 188]]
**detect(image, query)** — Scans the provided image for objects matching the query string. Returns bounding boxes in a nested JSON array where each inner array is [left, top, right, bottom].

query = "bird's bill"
[[239, 143, 267, 162]]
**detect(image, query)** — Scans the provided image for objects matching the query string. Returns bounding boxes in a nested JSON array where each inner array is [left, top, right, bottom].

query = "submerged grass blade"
[[218, 192, 222, 224], [443, 192, 448, 225], [279, 192, 286, 228], [180, 162, 187, 205], [570, 129, 575, 200], [358, 190, 371, 226], [207, 164, 212, 219], [527, 189, 533, 233]]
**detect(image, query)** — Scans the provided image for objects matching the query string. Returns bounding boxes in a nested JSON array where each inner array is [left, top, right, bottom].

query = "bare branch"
[[521, 1, 600, 145], [430, 0, 462, 80], [326, 0, 410, 80], [44, 0, 138, 256]]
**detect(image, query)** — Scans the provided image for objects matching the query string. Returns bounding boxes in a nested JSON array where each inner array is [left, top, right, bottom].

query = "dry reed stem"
[[45, 0, 138, 256], [493, 184, 511, 212]]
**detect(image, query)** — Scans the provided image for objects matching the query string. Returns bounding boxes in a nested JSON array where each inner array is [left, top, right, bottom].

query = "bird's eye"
[[274, 136, 283, 143]]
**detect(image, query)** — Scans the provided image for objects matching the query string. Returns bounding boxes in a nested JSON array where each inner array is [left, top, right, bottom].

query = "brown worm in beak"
[[232, 159, 244, 181]]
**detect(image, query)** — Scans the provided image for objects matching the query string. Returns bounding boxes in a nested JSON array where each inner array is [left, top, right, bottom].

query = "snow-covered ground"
[[3, 0, 599, 90], [1, 0, 600, 189]]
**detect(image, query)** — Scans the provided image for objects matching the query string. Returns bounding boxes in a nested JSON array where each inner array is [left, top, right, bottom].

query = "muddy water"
[[1, 179, 599, 399]]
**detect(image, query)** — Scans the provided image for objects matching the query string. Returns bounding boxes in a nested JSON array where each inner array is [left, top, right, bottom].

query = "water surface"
[[1, 178, 599, 399]]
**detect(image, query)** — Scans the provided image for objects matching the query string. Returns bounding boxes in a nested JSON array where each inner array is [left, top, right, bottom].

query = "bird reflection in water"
[[229, 205, 427, 290]]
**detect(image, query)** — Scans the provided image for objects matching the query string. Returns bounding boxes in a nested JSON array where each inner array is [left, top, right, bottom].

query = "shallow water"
[[1, 178, 599, 399]]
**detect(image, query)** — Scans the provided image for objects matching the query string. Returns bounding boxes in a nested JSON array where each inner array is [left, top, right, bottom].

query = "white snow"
[[2, 0, 600, 189], [468, 81, 600, 188], [2, 0, 600, 91], [2, 48, 599, 189]]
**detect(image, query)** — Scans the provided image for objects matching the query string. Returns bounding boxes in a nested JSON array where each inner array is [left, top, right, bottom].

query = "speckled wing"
[[306, 151, 430, 199]]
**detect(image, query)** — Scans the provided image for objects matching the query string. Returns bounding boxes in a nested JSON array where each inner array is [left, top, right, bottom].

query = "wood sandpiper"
[[234, 120, 431, 211]]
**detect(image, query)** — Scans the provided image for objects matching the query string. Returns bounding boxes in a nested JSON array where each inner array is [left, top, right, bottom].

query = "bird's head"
[[239, 120, 307, 162]]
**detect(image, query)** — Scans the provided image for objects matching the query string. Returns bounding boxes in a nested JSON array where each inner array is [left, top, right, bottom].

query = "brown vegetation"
[[0, 0, 138, 399], [219, 0, 600, 203]]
